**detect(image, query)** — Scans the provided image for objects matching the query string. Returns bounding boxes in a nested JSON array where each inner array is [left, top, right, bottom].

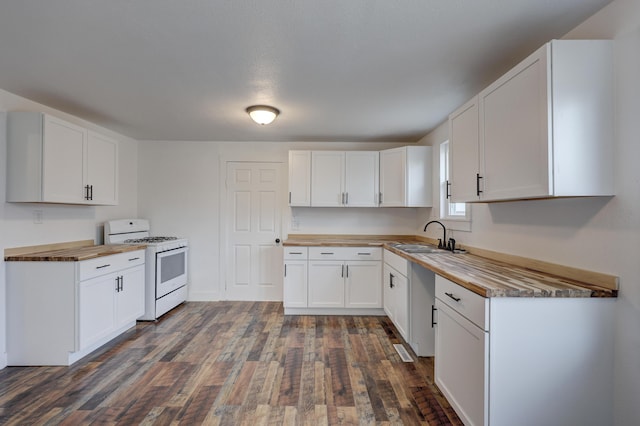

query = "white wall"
[[137, 140, 417, 301], [0, 89, 139, 369], [419, 2, 640, 424]]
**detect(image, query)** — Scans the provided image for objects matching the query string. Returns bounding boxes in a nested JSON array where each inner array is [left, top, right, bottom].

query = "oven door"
[[156, 246, 188, 298]]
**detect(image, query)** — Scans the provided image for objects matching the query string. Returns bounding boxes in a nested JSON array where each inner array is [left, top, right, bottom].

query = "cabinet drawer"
[[284, 247, 308, 259], [384, 249, 408, 276], [436, 275, 489, 331], [309, 246, 381, 261], [79, 250, 145, 281]]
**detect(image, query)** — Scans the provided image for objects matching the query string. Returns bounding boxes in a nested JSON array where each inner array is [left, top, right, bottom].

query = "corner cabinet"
[[434, 275, 615, 426], [449, 40, 614, 202], [6, 250, 145, 366], [6, 112, 119, 205], [379, 146, 432, 207], [283, 246, 383, 315]]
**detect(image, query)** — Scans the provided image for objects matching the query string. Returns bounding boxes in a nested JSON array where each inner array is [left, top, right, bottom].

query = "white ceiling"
[[0, 0, 610, 142]]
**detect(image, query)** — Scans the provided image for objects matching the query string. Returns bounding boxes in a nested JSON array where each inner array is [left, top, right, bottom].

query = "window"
[[440, 141, 471, 228]]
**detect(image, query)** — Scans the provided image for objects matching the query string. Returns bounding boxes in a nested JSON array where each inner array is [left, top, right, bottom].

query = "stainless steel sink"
[[392, 244, 443, 253]]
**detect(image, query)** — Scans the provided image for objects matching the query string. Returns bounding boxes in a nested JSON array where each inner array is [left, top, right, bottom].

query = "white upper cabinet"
[[449, 96, 480, 203], [86, 131, 119, 205], [6, 112, 119, 205], [379, 146, 432, 207], [310, 151, 379, 207], [288, 150, 311, 206], [311, 151, 345, 207], [450, 40, 614, 202], [344, 151, 380, 207]]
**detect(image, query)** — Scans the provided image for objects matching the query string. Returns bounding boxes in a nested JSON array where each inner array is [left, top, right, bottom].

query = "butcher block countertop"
[[4, 240, 147, 262], [284, 235, 618, 298]]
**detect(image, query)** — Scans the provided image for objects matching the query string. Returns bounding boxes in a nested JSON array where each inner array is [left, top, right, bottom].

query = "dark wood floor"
[[0, 302, 462, 425]]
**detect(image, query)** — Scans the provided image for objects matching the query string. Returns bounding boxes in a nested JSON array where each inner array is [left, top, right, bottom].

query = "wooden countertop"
[[4, 241, 147, 262], [284, 235, 618, 298]]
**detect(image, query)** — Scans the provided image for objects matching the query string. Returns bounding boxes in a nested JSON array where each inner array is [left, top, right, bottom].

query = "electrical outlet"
[[34, 210, 43, 224]]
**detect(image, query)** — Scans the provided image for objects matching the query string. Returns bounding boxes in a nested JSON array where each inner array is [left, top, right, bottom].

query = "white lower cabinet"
[[6, 250, 145, 366], [283, 247, 308, 308], [435, 298, 488, 426], [434, 274, 614, 426], [309, 261, 345, 307], [283, 246, 382, 314]]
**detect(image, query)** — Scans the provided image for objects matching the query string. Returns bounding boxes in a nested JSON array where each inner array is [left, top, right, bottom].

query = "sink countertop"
[[284, 235, 617, 298], [4, 243, 147, 262]]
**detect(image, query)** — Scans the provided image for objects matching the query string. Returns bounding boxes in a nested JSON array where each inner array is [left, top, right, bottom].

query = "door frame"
[[218, 148, 288, 301]]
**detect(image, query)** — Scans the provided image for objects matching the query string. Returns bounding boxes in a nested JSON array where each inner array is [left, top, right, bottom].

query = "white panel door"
[[379, 147, 406, 206], [115, 265, 145, 327], [86, 131, 118, 205], [345, 261, 382, 308], [479, 45, 550, 201], [449, 96, 480, 203], [308, 261, 345, 307], [288, 150, 311, 206], [226, 162, 284, 301], [79, 274, 116, 351], [42, 115, 86, 203], [345, 151, 379, 207], [311, 151, 345, 206], [283, 260, 308, 308]]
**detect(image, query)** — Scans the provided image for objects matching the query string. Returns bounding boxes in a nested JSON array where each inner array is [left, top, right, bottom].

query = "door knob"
[[275, 238, 281, 244]]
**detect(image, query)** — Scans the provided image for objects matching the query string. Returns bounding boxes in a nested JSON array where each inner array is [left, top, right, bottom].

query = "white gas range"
[[104, 219, 188, 320]]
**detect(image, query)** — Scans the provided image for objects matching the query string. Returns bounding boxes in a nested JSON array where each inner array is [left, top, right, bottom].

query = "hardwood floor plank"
[[226, 361, 257, 405], [0, 302, 461, 425], [328, 348, 355, 407], [277, 347, 303, 406]]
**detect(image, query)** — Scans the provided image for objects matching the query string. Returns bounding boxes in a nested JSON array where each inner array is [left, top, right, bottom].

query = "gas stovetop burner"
[[124, 236, 178, 243]]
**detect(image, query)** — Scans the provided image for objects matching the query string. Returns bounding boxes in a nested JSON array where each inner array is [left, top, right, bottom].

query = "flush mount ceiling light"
[[246, 105, 280, 125]]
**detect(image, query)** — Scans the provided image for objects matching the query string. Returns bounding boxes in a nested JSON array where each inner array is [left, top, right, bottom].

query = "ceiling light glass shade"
[[246, 105, 279, 125]]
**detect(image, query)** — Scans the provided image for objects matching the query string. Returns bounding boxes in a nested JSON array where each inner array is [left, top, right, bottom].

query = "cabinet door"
[[87, 131, 118, 205], [479, 44, 550, 201], [79, 274, 116, 350], [449, 96, 480, 202], [344, 151, 379, 207], [288, 151, 311, 206], [284, 260, 308, 308], [116, 265, 145, 327], [345, 261, 381, 308], [308, 261, 344, 307], [379, 147, 406, 206], [42, 115, 87, 203], [393, 271, 409, 341], [435, 300, 487, 426], [311, 151, 345, 206], [383, 264, 395, 320]]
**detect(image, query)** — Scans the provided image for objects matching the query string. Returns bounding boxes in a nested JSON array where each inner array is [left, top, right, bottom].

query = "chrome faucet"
[[423, 220, 447, 250]]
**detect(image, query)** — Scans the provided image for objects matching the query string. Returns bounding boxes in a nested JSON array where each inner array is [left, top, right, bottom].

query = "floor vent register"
[[393, 344, 414, 362]]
